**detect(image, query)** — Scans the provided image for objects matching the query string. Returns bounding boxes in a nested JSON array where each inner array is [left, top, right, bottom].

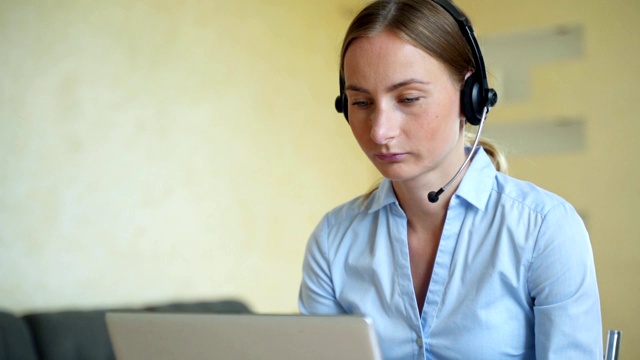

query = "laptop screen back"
[[106, 312, 382, 360]]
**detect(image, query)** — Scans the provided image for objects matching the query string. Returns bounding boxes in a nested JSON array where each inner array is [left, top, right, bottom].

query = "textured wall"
[[0, 0, 376, 314]]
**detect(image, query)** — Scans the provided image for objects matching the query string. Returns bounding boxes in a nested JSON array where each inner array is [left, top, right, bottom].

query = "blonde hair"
[[340, 0, 471, 88]]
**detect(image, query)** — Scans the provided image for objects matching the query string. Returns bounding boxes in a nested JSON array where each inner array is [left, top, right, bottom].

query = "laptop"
[[106, 312, 382, 360]]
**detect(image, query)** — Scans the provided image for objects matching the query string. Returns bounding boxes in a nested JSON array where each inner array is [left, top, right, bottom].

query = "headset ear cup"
[[341, 94, 349, 122], [334, 94, 349, 122], [461, 77, 481, 126], [335, 95, 343, 113]]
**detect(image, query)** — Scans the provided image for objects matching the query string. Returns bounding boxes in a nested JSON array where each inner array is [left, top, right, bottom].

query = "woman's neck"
[[391, 161, 469, 233]]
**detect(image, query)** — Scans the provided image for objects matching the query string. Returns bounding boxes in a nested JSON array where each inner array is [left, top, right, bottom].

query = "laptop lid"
[[106, 312, 382, 360]]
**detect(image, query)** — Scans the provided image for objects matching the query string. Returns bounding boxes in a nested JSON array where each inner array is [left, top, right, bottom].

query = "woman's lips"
[[374, 153, 407, 162]]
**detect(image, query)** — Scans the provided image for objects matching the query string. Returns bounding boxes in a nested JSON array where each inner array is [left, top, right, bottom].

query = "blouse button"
[[416, 338, 423, 347]]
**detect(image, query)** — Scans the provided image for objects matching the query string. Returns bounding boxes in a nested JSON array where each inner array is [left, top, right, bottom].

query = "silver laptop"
[[106, 312, 382, 360]]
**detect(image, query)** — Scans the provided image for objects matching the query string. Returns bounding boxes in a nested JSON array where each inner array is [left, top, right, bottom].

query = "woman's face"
[[343, 31, 466, 187]]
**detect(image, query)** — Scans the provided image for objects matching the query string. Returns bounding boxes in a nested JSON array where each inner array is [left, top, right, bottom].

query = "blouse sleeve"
[[298, 214, 346, 314], [528, 201, 603, 359]]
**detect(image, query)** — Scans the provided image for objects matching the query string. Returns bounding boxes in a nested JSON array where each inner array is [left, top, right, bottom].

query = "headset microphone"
[[427, 106, 488, 203], [427, 189, 444, 203]]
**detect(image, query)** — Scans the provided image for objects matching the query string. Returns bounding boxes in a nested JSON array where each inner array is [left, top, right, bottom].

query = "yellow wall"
[[456, 0, 640, 357], [0, 0, 376, 314], [1, 0, 637, 357]]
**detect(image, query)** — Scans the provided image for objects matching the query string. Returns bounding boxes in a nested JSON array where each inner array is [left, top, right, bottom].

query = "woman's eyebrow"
[[344, 79, 431, 93], [344, 84, 369, 93], [387, 79, 431, 91]]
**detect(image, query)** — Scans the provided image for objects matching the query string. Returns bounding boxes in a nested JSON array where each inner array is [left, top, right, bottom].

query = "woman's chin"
[[373, 165, 416, 182]]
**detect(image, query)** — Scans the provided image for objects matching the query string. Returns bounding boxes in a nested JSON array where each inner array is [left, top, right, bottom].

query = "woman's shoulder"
[[492, 172, 578, 218], [321, 179, 395, 226], [322, 193, 371, 227]]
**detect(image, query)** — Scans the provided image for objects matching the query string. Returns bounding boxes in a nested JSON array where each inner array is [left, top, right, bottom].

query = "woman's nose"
[[369, 104, 400, 144]]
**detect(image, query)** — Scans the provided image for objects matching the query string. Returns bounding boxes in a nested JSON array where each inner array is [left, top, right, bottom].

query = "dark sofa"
[[0, 299, 251, 360]]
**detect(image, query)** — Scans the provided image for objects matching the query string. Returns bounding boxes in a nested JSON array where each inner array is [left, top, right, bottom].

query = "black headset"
[[334, 0, 498, 126]]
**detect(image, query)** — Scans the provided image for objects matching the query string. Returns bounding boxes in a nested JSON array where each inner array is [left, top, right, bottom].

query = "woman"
[[298, 0, 602, 359]]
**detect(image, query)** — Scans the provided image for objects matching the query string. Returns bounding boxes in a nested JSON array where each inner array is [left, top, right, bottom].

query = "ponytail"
[[465, 132, 508, 174]]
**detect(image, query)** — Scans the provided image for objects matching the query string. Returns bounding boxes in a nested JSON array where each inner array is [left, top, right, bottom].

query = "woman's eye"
[[400, 97, 422, 104], [351, 100, 371, 107]]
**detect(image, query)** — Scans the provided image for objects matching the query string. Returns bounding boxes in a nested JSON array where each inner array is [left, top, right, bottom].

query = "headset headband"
[[335, 0, 497, 125], [430, 0, 493, 104]]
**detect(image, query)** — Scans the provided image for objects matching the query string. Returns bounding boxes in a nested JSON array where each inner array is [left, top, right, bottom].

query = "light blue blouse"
[[299, 148, 602, 360]]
